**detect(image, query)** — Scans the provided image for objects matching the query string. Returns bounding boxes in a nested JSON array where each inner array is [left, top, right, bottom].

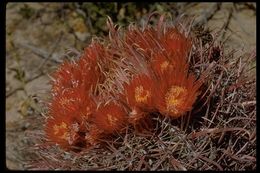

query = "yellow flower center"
[[59, 98, 72, 106], [165, 86, 188, 114], [135, 85, 151, 103], [53, 122, 67, 134], [107, 114, 118, 126], [160, 61, 169, 71], [53, 122, 69, 140]]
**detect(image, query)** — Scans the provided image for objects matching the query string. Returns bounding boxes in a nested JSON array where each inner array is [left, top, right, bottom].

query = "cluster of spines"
[[45, 14, 206, 151]]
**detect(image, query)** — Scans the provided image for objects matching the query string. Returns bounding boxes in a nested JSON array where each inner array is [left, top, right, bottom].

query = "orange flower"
[[45, 115, 82, 150], [51, 61, 80, 96], [46, 85, 98, 150], [49, 86, 96, 122], [124, 25, 191, 62], [51, 42, 108, 97], [155, 68, 203, 118], [93, 102, 128, 134], [161, 28, 191, 73], [143, 27, 197, 118], [150, 52, 174, 75], [162, 28, 191, 58], [123, 74, 156, 111], [121, 74, 157, 131], [51, 60, 99, 97], [150, 28, 191, 77]]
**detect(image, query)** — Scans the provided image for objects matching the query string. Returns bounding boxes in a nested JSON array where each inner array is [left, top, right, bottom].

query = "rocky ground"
[[6, 2, 256, 170]]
